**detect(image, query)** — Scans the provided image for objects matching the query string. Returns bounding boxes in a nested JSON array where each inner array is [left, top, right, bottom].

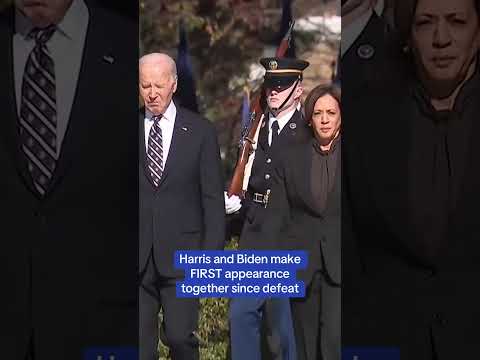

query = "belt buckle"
[[253, 193, 263, 203]]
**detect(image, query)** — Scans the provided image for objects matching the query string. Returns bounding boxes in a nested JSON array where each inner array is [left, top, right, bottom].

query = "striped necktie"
[[19, 25, 57, 196], [147, 115, 164, 187]]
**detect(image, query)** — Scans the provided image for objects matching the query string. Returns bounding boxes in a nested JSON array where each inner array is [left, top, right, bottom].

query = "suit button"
[[433, 313, 446, 326], [34, 211, 47, 225], [265, 174, 270, 180], [266, 158, 272, 164], [427, 269, 437, 278]]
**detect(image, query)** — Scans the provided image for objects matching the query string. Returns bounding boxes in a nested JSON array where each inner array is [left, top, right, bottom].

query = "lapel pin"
[[181, 126, 188, 131], [103, 55, 115, 64], [289, 123, 297, 130], [261, 121, 266, 128], [357, 44, 375, 59]]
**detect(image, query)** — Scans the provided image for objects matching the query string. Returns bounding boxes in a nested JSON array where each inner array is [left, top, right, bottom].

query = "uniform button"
[[266, 158, 272, 164], [265, 174, 270, 180]]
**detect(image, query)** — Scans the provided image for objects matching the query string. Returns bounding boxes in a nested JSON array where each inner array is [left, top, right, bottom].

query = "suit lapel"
[[257, 116, 269, 151], [157, 108, 191, 188], [0, 8, 37, 194], [45, 7, 115, 195], [139, 109, 152, 184], [262, 110, 303, 152], [295, 141, 323, 217], [45, 16, 93, 194], [342, 14, 385, 96], [275, 110, 303, 149]]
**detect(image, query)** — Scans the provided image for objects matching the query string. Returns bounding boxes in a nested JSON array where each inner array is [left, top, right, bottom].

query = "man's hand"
[[224, 191, 242, 215]]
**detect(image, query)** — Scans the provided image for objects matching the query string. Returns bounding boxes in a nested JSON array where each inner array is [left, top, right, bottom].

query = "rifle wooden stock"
[[227, 93, 265, 197], [227, 21, 295, 197]]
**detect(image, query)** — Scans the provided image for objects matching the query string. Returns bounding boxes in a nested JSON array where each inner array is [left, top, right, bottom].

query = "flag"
[[278, 0, 296, 58], [239, 87, 251, 144], [241, 88, 250, 132], [175, 19, 199, 113]]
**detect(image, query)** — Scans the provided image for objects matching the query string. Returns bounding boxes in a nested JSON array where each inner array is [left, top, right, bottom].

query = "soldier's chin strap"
[[269, 78, 300, 115]]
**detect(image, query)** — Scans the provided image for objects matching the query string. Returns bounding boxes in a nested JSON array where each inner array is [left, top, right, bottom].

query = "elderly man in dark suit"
[[0, 1, 138, 359], [138, 52, 225, 360]]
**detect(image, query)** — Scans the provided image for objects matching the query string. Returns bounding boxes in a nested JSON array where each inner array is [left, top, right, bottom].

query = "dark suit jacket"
[[0, 2, 138, 359], [261, 138, 341, 287], [239, 110, 311, 250], [139, 106, 225, 278], [343, 76, 480, 359]]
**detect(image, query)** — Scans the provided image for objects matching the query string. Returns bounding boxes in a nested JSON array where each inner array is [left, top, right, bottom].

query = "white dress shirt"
[[374, 0, 385, 16], [144, 101, 177, 169], [13, 0, 89, 156], [268, 107, 297, 146], [341, 8, 373, 58]]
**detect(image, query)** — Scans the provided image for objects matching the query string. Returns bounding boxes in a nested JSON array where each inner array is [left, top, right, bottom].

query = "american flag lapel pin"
[[102, 55, 114, 64]]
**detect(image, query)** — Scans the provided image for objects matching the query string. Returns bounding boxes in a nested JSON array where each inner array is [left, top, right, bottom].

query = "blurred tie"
[[271, 120, 279, 147], [147, 115, 164, 187], [19, 25, 57, 196]]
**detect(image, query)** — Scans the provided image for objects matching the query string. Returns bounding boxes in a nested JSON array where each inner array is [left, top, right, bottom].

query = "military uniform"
[[229, 57, 311, 360], [239, 109, 311, 250]]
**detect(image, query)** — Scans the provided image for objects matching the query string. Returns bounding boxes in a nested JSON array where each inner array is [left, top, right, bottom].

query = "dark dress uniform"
[[239, 110, 311, 249], [229, 57, 311, 360]]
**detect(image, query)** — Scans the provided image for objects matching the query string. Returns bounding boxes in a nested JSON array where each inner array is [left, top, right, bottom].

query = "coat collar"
[[139, 106, 192, 189], [258, 109, 303, 151]]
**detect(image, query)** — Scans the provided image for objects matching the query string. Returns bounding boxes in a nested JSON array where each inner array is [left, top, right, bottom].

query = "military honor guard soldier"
[[226, 57, 312, 360]]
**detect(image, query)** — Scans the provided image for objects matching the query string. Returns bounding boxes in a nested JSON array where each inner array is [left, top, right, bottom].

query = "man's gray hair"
[[139, 52, 178, 80]]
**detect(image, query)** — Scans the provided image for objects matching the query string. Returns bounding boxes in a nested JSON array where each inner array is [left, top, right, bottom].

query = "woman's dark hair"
[[395, 0, 480, 48], [304, 81, 341, 124]]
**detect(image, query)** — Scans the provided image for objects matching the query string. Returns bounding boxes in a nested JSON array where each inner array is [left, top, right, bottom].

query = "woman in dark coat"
[[261, 82, 342, 360]]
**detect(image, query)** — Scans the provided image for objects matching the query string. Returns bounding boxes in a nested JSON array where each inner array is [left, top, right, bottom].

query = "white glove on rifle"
[[224, 191, 242, 215]]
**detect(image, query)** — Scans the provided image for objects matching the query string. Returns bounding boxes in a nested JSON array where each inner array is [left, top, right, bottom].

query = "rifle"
[[227, 21, 295, 197]]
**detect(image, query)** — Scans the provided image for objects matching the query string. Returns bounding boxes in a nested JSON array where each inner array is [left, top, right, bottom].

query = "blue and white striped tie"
[[19, 25, 57, 196], [147, 115, 164, 187]]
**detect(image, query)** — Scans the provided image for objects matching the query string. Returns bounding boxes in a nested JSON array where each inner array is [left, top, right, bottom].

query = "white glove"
[[224, 191, 242, 215]]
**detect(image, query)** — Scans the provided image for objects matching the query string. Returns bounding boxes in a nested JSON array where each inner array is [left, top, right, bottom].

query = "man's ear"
[[172, 75, 178, 94], [294, 85, 304, 99]]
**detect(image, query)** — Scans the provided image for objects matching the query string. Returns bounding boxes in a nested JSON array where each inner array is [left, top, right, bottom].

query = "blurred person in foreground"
[[340, 0, 409, 100], [0, 0, 138, 358], [343, 0, 480, 358]]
